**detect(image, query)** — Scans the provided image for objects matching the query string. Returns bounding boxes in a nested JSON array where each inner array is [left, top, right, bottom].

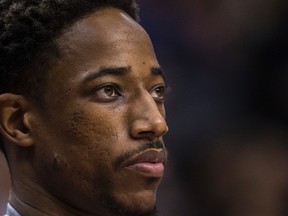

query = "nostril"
[[154, 119, 168, 136], [164, 125, 169, 134], [129, 112, 168, 139], [134, 131, 156, 140]]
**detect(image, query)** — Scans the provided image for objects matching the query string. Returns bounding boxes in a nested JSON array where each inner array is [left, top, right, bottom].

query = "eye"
[[93, 84, 121, 102], [150, 85, 165, 101]]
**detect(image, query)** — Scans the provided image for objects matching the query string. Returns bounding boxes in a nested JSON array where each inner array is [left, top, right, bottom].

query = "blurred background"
[[1, 0, 288, 215]]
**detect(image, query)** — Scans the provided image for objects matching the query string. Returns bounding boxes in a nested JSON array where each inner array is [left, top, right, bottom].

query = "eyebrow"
[[151, 67, 165, 80], [84, 67, 131, 83], [83, 66, 165, 83]]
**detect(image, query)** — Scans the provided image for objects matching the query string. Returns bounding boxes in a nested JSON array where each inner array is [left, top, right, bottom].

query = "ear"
[[0, 93, 34, 147]]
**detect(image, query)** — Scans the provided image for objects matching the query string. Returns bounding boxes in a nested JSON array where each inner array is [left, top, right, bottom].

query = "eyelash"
[[91, 83, 167, 102], [150, 85, 166, 102], [91, 83, 122, 102]]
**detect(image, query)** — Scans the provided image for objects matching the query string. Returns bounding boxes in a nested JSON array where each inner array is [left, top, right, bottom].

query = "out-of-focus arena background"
[[1, 0, 288, 215]]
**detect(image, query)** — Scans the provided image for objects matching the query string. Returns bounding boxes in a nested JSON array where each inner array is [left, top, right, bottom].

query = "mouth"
[[123, 149, 167, 178]]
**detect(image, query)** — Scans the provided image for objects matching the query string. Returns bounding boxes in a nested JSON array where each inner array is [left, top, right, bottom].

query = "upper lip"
[[123, 149, 167, 167]]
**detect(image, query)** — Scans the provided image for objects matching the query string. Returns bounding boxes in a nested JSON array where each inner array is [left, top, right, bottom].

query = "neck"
[[9, 182, 108, 216]]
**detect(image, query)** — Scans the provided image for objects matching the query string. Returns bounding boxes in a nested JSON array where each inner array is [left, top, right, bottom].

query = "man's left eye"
[[150, 85, 165, 100]]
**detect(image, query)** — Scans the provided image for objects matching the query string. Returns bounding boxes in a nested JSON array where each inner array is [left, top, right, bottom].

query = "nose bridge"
[[129, 91, 168, 139]]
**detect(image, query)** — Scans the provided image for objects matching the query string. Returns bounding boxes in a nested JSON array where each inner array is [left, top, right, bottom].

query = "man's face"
[[29, 8, 168, 216]]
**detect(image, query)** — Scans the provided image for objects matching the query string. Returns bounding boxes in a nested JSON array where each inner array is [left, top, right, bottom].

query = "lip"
[[124, 149, 167, 177]]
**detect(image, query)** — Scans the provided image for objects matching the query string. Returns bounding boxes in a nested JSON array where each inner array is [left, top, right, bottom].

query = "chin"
[[101, 190, 159, 216], [128, 190, 157, 210]]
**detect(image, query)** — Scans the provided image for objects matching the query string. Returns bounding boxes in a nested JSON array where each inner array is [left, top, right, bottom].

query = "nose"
[[129, 92, 168, 140]]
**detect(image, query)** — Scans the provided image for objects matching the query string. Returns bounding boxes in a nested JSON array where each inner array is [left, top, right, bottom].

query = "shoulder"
[[5, 204, 20, 216]]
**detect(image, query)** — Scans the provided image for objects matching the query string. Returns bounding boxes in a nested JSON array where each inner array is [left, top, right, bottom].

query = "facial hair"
[[101, 195, 159, 216], [100, 140, 165, 216], [114, 140, 166, 170]]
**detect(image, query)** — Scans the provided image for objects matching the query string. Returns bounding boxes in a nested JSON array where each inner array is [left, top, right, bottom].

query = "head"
[[0, 1, 168, 216]]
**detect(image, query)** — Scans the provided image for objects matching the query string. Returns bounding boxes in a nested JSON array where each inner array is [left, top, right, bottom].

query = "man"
[[0, 1, 169, 215]]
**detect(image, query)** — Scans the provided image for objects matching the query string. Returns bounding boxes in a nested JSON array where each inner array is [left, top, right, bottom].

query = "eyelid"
[[90, 83, 121, 93], [150, 84, 166, 101], [90, 83, 122, 102]]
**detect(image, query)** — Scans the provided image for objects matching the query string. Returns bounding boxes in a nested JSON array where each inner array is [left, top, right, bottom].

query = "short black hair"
[[0, 0, 139, 154]]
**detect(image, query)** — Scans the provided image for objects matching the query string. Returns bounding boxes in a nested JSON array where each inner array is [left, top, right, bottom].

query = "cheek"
[[159, 104, 166, 118], [65, 110, 119, 147], [56, 108, 125, 174], [34, 109, 123, 199]]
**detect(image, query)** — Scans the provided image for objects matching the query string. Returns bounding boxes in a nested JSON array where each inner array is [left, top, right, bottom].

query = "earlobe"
[[0, 93, 34, 147]]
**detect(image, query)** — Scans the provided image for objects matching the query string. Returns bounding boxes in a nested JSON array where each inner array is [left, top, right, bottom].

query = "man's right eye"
[[93, 84, 122, 102]]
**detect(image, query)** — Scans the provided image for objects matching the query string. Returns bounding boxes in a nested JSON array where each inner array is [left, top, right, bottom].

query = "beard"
[[98, 140, 164, 216], [100, 195, 159, 216]]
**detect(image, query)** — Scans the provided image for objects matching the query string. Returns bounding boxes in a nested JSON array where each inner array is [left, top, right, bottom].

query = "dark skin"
[[0, 8, 168, 216]]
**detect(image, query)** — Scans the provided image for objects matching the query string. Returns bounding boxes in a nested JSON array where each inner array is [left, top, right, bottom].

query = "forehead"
[[50, 7, 159, 82], [62, 7, 145, 44]]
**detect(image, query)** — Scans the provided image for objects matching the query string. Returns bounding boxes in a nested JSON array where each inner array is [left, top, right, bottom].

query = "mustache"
[[114, 141, 165, 169]]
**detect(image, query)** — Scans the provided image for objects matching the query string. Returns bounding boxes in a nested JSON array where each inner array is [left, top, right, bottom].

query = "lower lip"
[[127, 162, 164, 177]]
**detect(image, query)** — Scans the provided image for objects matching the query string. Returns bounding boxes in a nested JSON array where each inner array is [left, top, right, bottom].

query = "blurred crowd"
[[1, 0, 288, 215]]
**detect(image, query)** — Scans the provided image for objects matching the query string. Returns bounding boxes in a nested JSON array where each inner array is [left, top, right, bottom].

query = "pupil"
[[157, 87, 163, 96], [105, 86, 113, 96]]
